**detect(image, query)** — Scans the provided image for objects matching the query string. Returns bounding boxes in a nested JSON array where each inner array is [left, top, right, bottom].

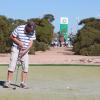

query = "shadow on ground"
[[0, 80, 5, 87], [0, 80, 20, 88]]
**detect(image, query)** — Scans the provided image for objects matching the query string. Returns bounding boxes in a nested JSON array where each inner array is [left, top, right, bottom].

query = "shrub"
[[34, 41, 49, 51], [73, 18, 100, 56]]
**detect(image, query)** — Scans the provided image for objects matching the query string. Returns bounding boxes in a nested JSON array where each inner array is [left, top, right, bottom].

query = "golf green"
[[0, 65, 100, 100]]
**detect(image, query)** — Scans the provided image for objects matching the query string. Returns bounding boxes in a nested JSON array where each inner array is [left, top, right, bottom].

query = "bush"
[[34, 41, 49, 51], [88, 44, 100, 56], [29, 44, 35, 55], [73, 18, 100, 56]]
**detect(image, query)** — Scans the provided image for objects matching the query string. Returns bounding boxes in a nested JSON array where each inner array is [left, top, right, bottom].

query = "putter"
[[13, 49, 29, 90], [13, 57, 21, 90]]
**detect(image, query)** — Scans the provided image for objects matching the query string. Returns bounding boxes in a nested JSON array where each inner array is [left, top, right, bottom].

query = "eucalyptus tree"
[[73, 18, 100, 56]]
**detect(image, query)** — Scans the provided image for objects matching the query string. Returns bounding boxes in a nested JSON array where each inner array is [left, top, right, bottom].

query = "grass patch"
[[0, 65, 100, 100]]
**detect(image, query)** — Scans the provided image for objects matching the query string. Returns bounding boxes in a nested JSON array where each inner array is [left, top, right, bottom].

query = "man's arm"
[[10, 34, 23, 48], [28, 40, 33, 49], [19, 40, 33, 58]]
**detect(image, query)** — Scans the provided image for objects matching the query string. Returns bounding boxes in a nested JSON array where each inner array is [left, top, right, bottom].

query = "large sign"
[[60, 17, 68, 41]]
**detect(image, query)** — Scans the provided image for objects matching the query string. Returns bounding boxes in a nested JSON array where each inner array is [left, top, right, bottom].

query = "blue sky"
[[0, 0, 100, 33]]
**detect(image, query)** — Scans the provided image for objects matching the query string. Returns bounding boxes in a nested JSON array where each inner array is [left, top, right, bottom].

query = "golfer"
[[4, 22, 36, 88]]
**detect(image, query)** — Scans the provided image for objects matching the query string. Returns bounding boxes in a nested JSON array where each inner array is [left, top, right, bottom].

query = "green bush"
[[29, 44, 35, 55], [34, 41, 49, 51], [88, 44, 100, 56], [0, 15, 54, 53], [79, 44, 100, 56], [73, 18, 100, 56], [79, 47, 89, 56]]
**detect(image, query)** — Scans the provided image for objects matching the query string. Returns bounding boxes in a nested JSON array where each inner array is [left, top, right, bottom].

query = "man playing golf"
[[4, 21, 36, 88]]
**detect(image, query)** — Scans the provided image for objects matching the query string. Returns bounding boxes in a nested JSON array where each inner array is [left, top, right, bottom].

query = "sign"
[[60, 17, 68, 41]]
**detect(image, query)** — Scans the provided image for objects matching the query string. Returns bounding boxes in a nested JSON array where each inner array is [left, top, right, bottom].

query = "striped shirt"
[[12, 25, 36, 49]]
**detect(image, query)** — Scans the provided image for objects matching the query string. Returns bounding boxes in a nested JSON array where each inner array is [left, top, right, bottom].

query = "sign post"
[[60, 17, 68, 41]]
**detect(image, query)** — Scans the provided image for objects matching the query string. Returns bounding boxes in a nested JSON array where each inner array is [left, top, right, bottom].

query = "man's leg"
[[4, 47, 19, 88], [21, 71, 28, 83], [20, 53, 29, 88], [20, 71, 28, 88], [4, 71, 13, 88], [7, 71, 13, 82]]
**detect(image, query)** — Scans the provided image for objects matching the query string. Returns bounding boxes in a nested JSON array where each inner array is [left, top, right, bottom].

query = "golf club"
[[12, 48, 29, 90], [13, 57, 21, 90]]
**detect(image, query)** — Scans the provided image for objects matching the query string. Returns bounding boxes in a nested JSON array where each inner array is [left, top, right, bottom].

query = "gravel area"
[[0, 47, 100, 65]]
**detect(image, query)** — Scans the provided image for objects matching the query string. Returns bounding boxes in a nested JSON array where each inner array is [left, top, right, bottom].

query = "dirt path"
[[0, 47, 100, 64]]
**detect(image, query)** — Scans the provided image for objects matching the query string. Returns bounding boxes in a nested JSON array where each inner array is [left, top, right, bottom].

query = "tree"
[[0, 15, 12, 52], [0, 14, 55, 53], [28, 17, 54, 44], [73, 17, 100, 56], [43, 14, 55, 22], [27, 17, 54, 51]]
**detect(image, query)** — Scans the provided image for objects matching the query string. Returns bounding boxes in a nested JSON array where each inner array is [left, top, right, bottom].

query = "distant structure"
[[60, 17, 68, 47]]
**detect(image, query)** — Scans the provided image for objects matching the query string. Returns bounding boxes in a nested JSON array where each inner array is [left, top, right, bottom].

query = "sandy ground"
[[0, 47, 100, 65]]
